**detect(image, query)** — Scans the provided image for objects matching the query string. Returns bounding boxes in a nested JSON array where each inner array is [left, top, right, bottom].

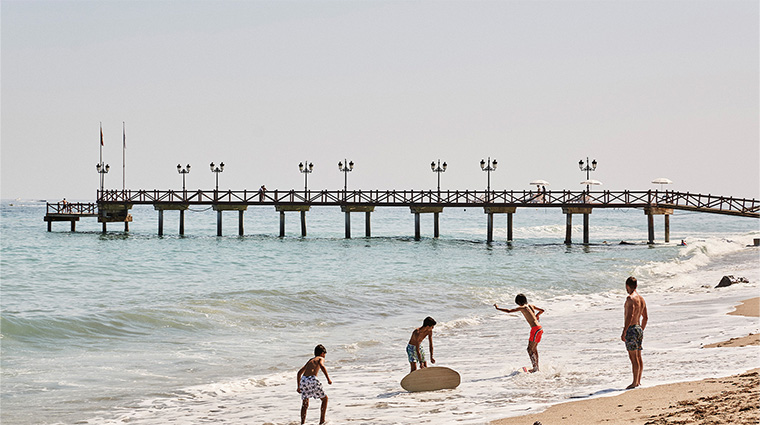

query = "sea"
[[1, 200, 759, 425]]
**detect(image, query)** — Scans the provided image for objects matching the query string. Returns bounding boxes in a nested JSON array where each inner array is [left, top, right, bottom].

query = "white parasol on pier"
[[651, 177, 673, 191], [580, 179, 602, 192], [580, 179, 602, 186], [529, 180, 550, 186]]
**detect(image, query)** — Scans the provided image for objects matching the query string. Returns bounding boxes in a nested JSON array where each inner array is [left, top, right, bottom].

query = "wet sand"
[[491, 297, 760, 425]]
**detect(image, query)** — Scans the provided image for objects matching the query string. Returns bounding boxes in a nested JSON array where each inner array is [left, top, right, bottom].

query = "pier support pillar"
[[583, 213, 590, 245], [212, 204, 248, 237], [483, 207, 517, 244], [410, 206, 444, 240], [44, 215, 84, 233], [124, 221, 128, 232], [217, 210, 223, 236], [345, 211, 351, 238], [275, 205, 311, 238], [644, 207, 673, 245], [102, 222, 107, 233], [300, 211, 307, 237], [71, 221, 77, 232], [487, 213, 494, 243], [239, 210, 244, 236], [153, 203, 188, 236], [341, 205, 375, 239], [563, 207, 593, 245], [664, 214, 670, 243], [365, 211, 371, 237]]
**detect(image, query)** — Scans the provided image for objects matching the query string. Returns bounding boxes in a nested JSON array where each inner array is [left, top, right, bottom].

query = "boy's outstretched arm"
[[494, 304, 518, 313]]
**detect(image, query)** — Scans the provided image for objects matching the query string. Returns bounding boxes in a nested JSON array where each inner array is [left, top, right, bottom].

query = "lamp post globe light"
[[299, 161, 314, 191], [96, 162, 110, 192], [578, 157, 597, 192], [480, 157, 497, 194], [210, 162, 224, 191], [431, 160, 447, 192], [177, 164, 191, 191], [338, 159, 354, 193]]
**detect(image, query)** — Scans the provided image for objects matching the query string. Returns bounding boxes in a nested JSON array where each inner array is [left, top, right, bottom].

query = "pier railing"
[[95, 189, 759, 218], [46, 202, 98, 215]]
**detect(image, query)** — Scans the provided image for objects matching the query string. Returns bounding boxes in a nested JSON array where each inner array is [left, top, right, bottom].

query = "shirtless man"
[[495, 294, 545, 372], [407, 317, 436, 372], [297, 344, 332, 424], [622, 276, 648, 389]]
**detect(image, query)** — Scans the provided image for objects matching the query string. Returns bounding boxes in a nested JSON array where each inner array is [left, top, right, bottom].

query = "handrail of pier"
[[95, 189, 759, 218], [46, 202, 98, 215]]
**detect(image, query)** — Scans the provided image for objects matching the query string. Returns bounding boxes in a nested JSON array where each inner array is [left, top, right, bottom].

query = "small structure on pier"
[[44, 202, 99, 232]]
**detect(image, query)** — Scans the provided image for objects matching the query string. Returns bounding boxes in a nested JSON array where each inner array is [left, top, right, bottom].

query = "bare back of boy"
[[301, 356, 324, 377], [519, 305, 540, 328]]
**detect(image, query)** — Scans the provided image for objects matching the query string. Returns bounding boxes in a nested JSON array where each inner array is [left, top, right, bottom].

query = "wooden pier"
[[45, 189, 759, 244]]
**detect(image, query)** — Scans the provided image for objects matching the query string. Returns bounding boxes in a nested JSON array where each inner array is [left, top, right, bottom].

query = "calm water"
[[1, 201, 759, 424]]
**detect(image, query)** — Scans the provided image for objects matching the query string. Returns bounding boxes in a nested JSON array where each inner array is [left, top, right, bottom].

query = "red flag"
[[100, 124, 104, 146]]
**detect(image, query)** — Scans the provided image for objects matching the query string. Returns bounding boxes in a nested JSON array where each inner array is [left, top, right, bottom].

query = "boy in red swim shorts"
[[495, 294, 545, 372]]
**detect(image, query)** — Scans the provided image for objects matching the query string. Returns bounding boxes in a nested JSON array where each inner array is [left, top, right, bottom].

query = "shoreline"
[[491, 297, 760, 425]]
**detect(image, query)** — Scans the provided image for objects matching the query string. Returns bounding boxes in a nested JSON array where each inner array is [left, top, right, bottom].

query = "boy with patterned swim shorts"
[[407, 316, 436, 373], [495, 294, 545, 372], [297, 344, 332, 424]]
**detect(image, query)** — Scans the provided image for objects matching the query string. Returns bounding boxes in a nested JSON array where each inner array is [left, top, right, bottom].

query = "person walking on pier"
[[622, 276, 648, 389], [258, 185, 267, 202]]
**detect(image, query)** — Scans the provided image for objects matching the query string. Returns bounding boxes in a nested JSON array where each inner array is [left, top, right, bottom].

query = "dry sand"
[[491, 298, 760, 425], [729, 297, 760, 318]]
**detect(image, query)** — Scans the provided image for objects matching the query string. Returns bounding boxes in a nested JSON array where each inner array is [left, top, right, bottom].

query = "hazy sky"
[[2, 0, 758, 200]]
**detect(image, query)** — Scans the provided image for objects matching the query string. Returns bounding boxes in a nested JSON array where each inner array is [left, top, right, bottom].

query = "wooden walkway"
[[94, 189, 759, 217], [45, 189, 759, 242]]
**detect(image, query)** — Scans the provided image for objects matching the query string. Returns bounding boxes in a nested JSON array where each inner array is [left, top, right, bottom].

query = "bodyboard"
[[400, 366, 461, 392]]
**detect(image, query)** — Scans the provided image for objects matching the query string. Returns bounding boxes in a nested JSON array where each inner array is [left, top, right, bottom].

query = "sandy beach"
[[491, 297, 760, 425]]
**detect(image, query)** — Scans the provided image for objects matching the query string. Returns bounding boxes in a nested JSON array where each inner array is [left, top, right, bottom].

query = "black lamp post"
[[338, 159, 354, 193], [299, 161, 314, 191], [96, 162, 110, 192], [431, 160, 447, 192], [578, 157, 597, 192], [480, 157, 497, 194], [177, 164, 191, 191], [210, 162, 224, 191]]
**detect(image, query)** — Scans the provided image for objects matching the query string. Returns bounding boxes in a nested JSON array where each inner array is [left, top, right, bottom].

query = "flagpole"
[[122, 121, 126, 191], [100, 122, 104, 192]]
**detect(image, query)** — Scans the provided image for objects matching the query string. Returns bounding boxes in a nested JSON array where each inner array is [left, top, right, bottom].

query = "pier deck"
[[96, 189, 759, 218]]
